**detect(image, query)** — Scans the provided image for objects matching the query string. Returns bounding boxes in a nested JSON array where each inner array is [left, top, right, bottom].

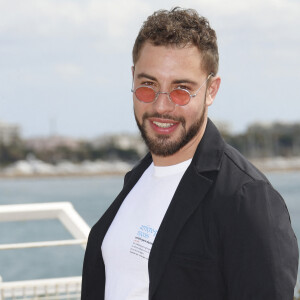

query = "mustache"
[[142, 112, 186, 127]]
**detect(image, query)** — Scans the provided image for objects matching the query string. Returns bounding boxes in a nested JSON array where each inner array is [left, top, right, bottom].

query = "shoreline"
[[0, 171, 128, 179], [250, 157, 300, 173], [0, 159, 133, 179], [0, 157, 300, 179]]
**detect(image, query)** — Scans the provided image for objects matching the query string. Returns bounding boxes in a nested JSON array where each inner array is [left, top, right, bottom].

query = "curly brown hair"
[[132, 7, 219, 76]]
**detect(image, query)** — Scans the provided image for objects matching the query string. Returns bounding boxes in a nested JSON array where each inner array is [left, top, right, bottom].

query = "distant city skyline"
[[0, 0, 299, 138]]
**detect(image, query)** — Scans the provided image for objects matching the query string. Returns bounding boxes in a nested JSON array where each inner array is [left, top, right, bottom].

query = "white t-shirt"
[[102, 159, 191, 300]]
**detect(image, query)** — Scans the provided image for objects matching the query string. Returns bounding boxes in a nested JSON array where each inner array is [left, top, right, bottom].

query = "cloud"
[[1, 0, 298, 54], [0, 0, 149, 38], [55, 63, 83, 81]]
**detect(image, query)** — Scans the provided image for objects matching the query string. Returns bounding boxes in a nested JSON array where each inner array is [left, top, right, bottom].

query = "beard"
[[134, 106, 206, 157]]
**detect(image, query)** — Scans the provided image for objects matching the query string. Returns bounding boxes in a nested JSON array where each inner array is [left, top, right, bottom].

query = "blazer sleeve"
[[81, 226, 106, 300], [221, 180, 298, 300]]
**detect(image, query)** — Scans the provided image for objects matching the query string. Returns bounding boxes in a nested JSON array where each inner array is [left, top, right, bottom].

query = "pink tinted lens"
[[170, 89, 190, 105], [135, 87, 156, 103]]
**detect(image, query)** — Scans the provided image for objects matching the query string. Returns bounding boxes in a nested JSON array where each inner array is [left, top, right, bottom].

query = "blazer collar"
[[192, 118, 225, 173]]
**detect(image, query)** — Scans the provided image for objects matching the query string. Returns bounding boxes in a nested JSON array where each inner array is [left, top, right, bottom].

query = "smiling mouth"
[[152, 121, 175, 128]]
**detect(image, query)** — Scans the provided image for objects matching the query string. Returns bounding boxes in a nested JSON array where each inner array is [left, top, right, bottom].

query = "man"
[[81, 8, 298, 300]]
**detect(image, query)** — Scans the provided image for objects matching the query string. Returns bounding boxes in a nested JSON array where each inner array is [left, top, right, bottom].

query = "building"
[[0, 121, 21, 145]]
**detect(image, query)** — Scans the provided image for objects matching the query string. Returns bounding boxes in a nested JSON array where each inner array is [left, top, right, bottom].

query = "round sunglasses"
[[131, 73, 213, 106]]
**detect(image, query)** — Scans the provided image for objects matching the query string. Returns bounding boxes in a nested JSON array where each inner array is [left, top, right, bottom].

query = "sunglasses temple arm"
[[192, 74, 213, 96]]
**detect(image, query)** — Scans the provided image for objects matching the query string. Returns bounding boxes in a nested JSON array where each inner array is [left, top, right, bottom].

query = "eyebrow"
[[172, 79, 198, 86], [136, 72, 198, 86], [137, 73, 157, 81]]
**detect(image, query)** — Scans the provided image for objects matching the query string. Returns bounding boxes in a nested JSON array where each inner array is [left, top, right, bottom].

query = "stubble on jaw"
[[134, 107, 206, 157]]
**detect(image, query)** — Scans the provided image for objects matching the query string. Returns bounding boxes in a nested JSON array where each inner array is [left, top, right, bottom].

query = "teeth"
[[153, 121, 174, 128]]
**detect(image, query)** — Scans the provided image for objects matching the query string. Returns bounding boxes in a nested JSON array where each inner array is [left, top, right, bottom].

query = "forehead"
[[134, 42, 205, 80]]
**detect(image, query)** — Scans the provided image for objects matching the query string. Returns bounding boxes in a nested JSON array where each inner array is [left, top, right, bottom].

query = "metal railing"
[[0, 202, 90, 300], [0, 277, 82, 300]]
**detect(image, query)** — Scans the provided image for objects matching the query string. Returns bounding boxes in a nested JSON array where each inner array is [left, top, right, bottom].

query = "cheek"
[[185, 103, 205, 126], [183, 104, 198, 118]]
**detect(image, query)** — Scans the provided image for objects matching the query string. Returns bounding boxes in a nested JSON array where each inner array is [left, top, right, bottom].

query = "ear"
[[206, 76, 221, 106], [131, 66, 135, 78]]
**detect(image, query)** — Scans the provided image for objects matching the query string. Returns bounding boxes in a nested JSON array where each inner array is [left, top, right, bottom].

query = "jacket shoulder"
[[223, 143, 269, 183], [211, 142, 275, 215]]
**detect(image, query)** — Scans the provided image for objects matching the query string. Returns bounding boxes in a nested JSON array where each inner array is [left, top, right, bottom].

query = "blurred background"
[[0, 0, 299, 296]]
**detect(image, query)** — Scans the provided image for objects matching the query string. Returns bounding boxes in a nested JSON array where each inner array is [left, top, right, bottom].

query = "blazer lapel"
[[148, 119, 225, 299], [148, 165, 213, 299]]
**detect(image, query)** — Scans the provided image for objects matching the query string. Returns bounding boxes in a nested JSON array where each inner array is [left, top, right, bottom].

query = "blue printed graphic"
[[130, 224, 158, 260], [137, 225, 158, 240]]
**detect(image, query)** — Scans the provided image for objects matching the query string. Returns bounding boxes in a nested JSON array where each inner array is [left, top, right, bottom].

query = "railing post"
[[0, 276, 2, 300]]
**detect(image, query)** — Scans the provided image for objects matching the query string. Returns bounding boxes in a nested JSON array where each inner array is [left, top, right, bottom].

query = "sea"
[[0, 172, 299, 282]]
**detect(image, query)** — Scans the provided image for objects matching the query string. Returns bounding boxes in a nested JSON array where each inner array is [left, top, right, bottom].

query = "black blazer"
[[81, 119, 298, 300]]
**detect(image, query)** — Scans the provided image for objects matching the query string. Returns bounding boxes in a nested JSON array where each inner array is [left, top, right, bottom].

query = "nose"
[[153, 92, 175, 114]]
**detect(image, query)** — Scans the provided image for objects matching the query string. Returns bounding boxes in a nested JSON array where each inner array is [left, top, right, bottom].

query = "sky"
[[0, 0, 299, 138]]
